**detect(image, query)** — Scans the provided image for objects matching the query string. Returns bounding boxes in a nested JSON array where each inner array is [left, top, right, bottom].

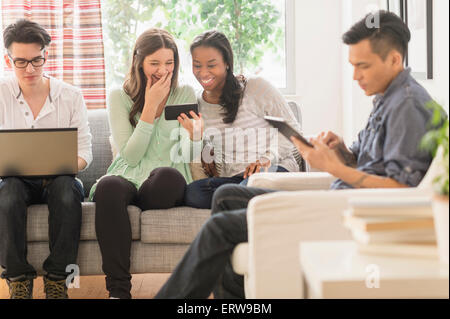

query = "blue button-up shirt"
[[332, 68, 438, 189]]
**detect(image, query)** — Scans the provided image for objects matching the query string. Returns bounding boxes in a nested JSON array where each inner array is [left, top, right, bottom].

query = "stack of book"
[[343, 197, 438, 258]]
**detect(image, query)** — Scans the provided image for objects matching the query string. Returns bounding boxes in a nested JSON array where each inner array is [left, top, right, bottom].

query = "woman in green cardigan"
[[90, 28, 203, 299]]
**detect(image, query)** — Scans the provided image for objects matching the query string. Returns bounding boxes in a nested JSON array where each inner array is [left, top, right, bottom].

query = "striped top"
[[200, 77, 300, 177]]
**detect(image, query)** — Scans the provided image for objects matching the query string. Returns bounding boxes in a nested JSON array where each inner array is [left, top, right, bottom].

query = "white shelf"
[[299, 241, 449, 299]]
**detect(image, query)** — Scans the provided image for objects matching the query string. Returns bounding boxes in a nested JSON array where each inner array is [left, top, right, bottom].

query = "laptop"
[[0, 128, 78, 178]]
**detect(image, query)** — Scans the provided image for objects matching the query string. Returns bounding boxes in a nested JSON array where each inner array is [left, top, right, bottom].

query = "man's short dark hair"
[[342, 10, 411, 62], [3, 18, 51, 51]]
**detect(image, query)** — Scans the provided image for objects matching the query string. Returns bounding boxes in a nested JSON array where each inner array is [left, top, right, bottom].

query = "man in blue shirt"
[[295, 11, 437, 189], [155, 10, 445, 299]]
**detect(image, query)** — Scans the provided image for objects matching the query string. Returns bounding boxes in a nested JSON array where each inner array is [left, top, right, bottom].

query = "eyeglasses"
[[8, 53, 46, 69]]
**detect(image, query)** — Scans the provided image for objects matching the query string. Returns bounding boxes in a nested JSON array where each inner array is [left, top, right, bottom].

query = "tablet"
[[165, 103, 199, 121], [264, 116, 313, 148]]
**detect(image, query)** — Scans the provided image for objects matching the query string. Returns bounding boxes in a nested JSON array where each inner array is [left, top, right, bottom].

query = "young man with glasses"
[[0, 19, 92, 299]]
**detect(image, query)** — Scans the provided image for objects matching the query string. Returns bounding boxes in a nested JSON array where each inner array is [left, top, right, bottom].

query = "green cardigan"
[[89, 84, 199, 200]]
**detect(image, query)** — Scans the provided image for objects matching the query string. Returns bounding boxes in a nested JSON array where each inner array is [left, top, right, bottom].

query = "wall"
[[417, 0, 449, 113], [341, 0, 385, 144], [287, 0, 343, 136]]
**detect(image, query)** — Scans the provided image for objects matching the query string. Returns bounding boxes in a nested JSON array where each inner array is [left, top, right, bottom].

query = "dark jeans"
[[155, 184, 276, 299], [93, 167, 187, 299], [185, 166, 287, 209], [0, 176, 84, 280]]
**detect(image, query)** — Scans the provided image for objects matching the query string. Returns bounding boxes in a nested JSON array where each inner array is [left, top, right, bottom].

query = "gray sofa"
[[1, 102, 303, 276]]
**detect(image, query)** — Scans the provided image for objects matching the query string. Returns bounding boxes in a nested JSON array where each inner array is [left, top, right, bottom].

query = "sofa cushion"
[[20, 241, 191, 275], [26, 202, 141, 242], [77, 109, 113, 197], [140, 207, 211, 244]]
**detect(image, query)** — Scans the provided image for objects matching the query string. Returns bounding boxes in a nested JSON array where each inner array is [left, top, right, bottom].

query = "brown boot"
[[43, 275, 68, 299], [6, 276, 33, 299]]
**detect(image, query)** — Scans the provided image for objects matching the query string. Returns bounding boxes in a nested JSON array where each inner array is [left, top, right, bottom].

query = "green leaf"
[[420, 101, 449, 195]]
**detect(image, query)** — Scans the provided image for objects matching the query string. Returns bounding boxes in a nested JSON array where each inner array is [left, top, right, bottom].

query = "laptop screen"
[[0, 128, 78, 178]]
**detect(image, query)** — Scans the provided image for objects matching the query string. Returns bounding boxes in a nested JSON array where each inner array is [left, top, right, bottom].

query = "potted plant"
[[421, 101, 449, 264]]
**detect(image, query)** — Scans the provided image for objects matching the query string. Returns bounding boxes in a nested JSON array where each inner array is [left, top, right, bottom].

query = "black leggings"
[[93, 167, 187, 299]]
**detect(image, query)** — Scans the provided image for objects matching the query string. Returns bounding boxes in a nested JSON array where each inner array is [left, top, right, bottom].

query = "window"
[[0, 1, 295, 93], [0, 2, 4, 79], [101, 0, 295, 94]]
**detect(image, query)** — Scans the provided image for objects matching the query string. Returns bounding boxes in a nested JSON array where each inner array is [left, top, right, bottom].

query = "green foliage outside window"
[[102, 0, 284, 89]]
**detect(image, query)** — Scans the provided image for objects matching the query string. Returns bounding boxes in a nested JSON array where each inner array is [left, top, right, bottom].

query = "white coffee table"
[[299, 240, 449, 299]]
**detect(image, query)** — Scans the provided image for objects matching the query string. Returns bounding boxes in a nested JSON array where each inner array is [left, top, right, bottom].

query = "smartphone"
[[165, 103, 199, 121], [264, 116, 313, 148]]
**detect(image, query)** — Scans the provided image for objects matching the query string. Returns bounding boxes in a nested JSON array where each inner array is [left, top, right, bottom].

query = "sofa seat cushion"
[[26, 202, 141, 242], [140, 207, 211, 244], [20, 241, 192, 275]]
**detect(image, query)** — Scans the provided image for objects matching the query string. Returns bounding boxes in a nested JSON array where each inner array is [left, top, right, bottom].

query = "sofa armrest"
[[247, 172, 336, 191], [241, 187, 424, 299], [231, 243, 249, 276]]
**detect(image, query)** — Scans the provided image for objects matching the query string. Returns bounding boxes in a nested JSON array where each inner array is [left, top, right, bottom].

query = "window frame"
[[282, 0, 296, 95]]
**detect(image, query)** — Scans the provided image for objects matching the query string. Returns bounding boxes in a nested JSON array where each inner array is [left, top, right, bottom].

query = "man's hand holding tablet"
[[264, 116, 352, 173], [264, 116, 313, 147]]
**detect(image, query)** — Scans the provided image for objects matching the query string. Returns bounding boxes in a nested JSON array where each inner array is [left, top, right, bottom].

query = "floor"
[[0, 273, 171, 299]]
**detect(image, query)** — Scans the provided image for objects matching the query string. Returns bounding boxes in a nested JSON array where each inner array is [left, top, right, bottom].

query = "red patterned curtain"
[[1, 0, 106, 109]]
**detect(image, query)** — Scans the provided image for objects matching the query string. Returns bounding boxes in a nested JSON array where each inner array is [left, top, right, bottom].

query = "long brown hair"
[[124, 28, 180, 127]]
